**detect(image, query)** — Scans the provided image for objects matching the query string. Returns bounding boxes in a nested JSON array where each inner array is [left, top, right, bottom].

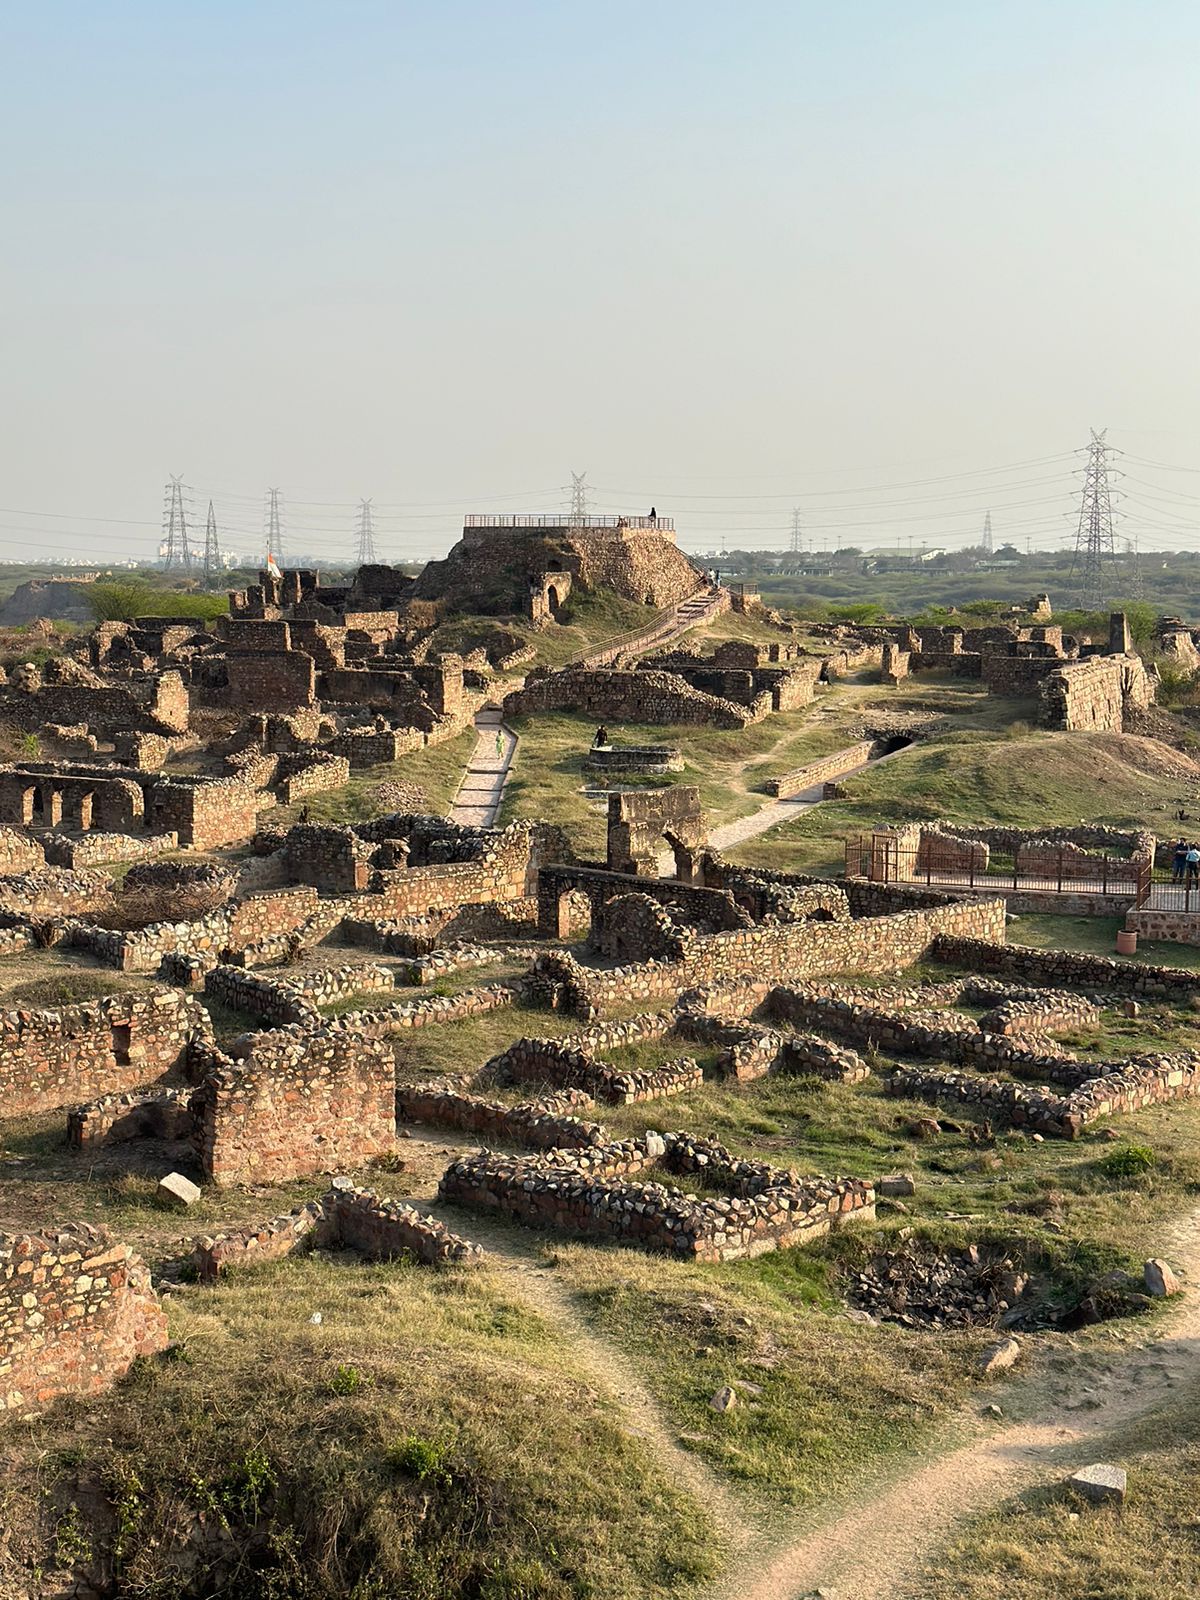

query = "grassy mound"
[[7, 1257, 718, 1600], [730, 729, 1195, 875]]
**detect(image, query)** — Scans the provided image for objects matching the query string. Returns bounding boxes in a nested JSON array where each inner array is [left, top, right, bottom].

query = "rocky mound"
[[411, 526, 705, 614]]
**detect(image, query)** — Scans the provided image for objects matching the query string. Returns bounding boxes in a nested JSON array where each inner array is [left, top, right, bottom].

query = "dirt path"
[[718, 1202, 1200, 1600], [421, 1193, 756, 1562]]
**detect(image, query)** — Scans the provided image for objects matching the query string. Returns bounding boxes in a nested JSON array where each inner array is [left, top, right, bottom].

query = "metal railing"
[[844, 835, 1147, 897], [463, 514, 674, 531]]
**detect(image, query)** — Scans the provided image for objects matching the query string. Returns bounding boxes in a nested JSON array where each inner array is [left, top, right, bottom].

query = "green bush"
[[387, 1432, 454, 1485], [87, 581, 229, 623], [1098, 1143, 1156, 1180]]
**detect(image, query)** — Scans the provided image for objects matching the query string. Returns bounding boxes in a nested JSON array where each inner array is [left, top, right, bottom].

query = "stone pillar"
[[1109, 612, 1132, 655]]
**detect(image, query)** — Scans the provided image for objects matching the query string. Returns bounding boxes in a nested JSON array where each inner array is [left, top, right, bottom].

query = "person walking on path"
[[495, 728, 504, 761]]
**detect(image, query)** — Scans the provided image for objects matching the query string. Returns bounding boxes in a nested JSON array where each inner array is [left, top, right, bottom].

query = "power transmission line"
[[162, 475, 193, 572], [981, 509, 993, 554], [355, 498, 377, 565], [569, 471, 589, 525], [1068, 430, 1120, 607], [202, 499, 222, 585], [1126, 534, 1145, 600], [264, 487, 284, 566], [790, 507, 803, 554]]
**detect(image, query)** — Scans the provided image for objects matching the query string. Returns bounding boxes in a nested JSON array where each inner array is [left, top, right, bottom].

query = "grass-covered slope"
[[0, 1257, 717, 1600], [729, 729, 1197, 875]]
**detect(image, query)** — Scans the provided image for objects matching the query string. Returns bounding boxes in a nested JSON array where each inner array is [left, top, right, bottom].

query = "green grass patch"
[[728, 728, 1193, 876], [11, 1255, 718, 1599], [270, 734, 476, 826], [549, 1241, 983, 1507], [501, 709, 854, 856]]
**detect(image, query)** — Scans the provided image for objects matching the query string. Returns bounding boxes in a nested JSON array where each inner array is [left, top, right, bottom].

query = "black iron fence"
[[844, 834, 1153, 903]]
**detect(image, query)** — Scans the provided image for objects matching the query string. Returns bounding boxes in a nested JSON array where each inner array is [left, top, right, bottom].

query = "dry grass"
[[0, 1254, 719, 1600], [907, 1380, 1200, 1600]]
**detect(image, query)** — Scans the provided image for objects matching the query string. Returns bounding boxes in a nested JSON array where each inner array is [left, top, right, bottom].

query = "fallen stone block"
[[709, 1385, 737, 1413], [878, 1173, 916, 1196], [158, 1171, 202, 1209], [1144, 1258, 1180, 1297], [1068, 1462, 1127, 1505], [978, 1335, 1022, 1376]]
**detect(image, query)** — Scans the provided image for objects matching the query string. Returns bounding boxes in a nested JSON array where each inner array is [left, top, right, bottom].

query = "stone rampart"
[[504, 668, 754, 728]]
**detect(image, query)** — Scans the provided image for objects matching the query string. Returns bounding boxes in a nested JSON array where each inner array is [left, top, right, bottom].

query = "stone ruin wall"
[[0, 989, 203, 1116], [66, 885, 319, 974], [192, 1184, 482, 1281], [439, 1131, 874, 1263], [766, 741, 875, 799], [1038, 655, 1153, 732], [503, 668, 755, 729], [0, 1231, 168, 1416], [532, 891, 1007, 1017], [191, 1027, 395, 1186]]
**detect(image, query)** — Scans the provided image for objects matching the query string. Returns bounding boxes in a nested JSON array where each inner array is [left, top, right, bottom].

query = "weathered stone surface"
[[878, 1173, 916, 1197], [979, 1336, 1022, 1376], [1144, 1258, 1180, 1297], [1068, 1463, 1127, 1505], [158, 1171, 202, 1208]]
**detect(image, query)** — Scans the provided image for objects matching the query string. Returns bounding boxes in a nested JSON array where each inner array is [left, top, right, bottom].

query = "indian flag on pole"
[[266, 551, 282, 579]]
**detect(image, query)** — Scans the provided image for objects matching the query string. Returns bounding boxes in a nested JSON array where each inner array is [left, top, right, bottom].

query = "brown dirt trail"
[[716, 1200, 1200, 1600]]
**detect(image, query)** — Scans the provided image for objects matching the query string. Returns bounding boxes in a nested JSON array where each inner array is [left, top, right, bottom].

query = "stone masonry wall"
[[530, 893, 1007, 1017], [503, 668, 754, 729], [192, 1026, 395, 1186], [0, 1231, 168, 1416], [0, 989, 204, 1116], [1038, 655, 1153, 732], [766, 741, 874, 799]]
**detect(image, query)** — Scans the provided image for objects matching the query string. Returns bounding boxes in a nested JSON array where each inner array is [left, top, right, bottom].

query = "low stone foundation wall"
[[439, 1131, 874, 1262], [0, 1231, 168, 1415], [931, 935, 1200, 998], [766, 741, 874, 799], [191, 1183, 482, 1280], [326, 981, 516, 1037], [396, 1081, 606, 1149], [68, 1085, 195, 1148]]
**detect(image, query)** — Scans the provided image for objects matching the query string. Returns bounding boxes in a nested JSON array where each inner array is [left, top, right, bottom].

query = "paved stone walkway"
[[448, 707, 517, 827]]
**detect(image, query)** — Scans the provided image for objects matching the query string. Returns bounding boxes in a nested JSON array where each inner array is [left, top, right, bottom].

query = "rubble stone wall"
[[504, 668, 754, 728], [192, 1027, 395, 1186], [0, 989, 202, 1115], [766, 741, 874, 799], [0, 1232, 168, 1416]]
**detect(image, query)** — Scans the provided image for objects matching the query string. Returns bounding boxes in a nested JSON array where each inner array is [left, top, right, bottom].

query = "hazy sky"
[[3, 1, 1199, 564]]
